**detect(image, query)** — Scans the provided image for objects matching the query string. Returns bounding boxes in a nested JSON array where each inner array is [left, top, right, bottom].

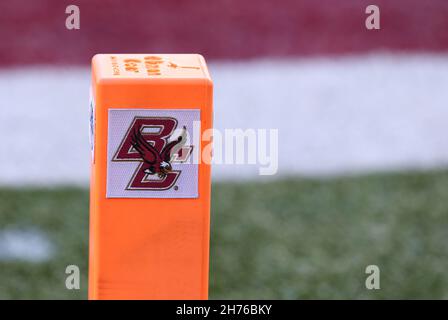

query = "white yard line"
[[0, 54, 448, 185], [0, 228, 54, 262]]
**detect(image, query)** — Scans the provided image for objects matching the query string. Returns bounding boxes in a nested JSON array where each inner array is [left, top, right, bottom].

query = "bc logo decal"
[[106, 109, 199, 198]]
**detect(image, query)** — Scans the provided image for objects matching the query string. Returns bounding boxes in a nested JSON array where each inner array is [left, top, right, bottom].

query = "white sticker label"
[[89, 88, 95, 163], [106, 109, 199, 198]]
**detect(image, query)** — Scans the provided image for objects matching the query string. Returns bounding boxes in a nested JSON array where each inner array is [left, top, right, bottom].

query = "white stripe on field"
[[0, 228, 54, 262], [0, 54, 448, 184]]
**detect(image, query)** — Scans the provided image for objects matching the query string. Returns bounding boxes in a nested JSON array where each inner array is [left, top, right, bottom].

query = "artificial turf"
[[1, 170, 447, 299]]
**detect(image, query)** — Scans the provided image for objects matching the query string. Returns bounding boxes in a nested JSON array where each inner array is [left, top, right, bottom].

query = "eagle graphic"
[[131, 126, 186, 178]]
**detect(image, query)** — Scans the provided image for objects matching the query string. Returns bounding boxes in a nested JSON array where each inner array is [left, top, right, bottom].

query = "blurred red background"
[[0, 0, 447, 66]]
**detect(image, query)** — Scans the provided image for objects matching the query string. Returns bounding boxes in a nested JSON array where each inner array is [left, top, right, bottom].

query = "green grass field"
[[1, 170, 448, 299]]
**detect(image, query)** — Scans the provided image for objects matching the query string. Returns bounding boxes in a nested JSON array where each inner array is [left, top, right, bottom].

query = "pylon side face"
[[89, 54, 213, 300]]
